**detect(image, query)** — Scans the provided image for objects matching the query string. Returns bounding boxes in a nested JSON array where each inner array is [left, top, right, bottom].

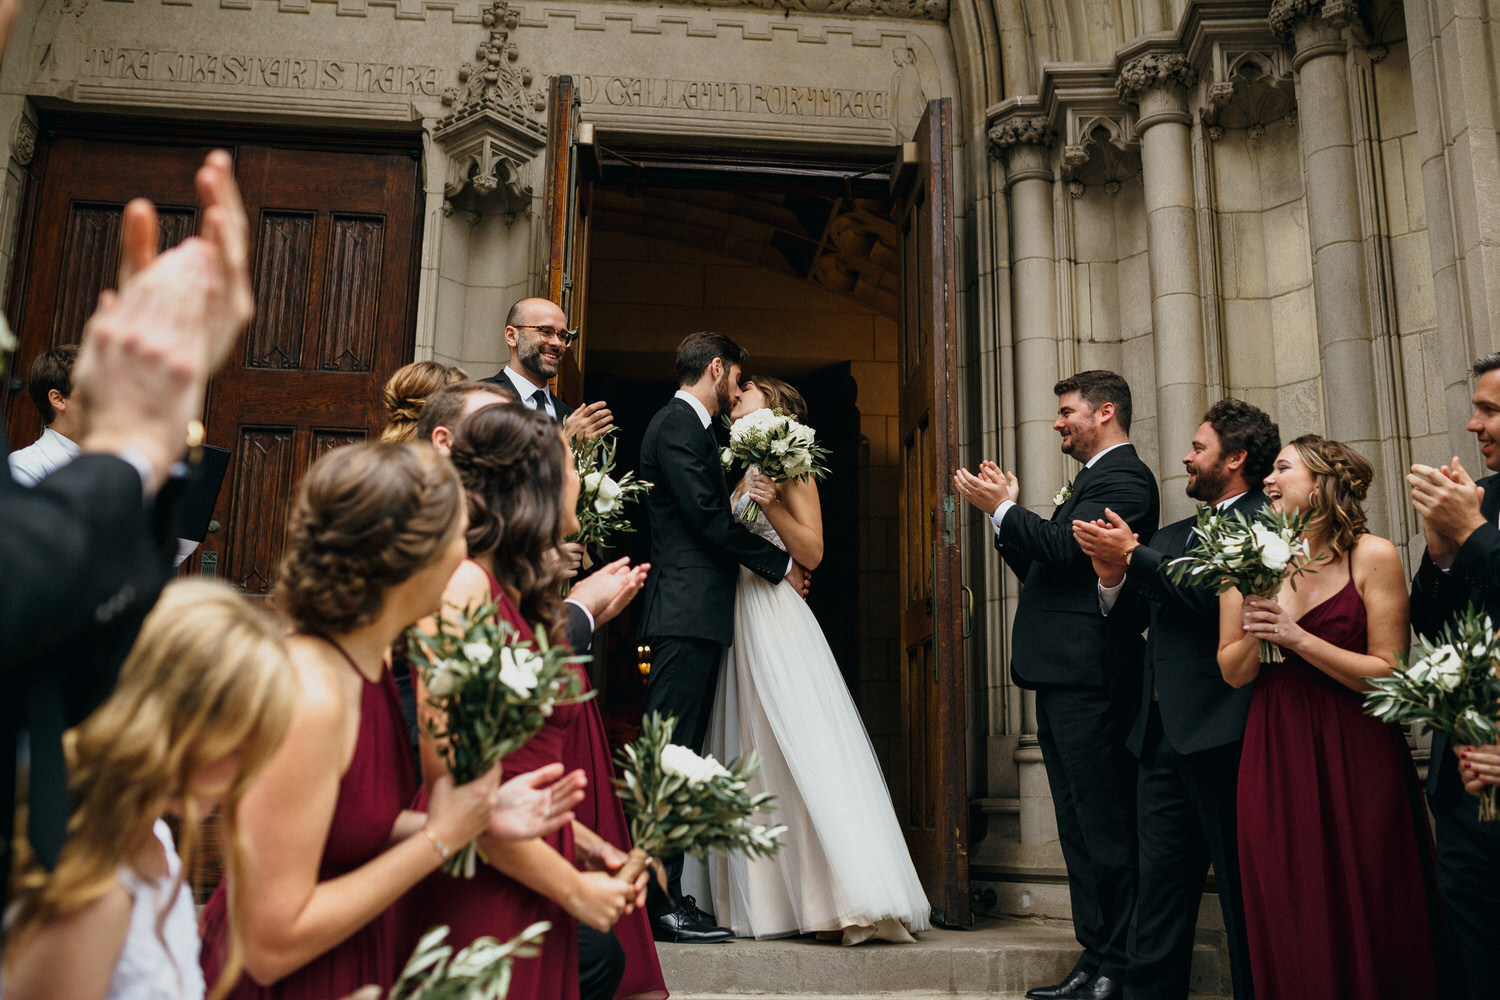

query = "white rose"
[[1251, 524, 1292, 572], [660, 744, 732, 785], [720, 447, 733, 468], [1426, 646, 1465, 692], [462, 641, 493, 665], [583, 470, 604, 495], [427, 664, 457, 699], [497, 647, 542, 696], [593, 474, 623, 514], [769, 437, 791, 456]]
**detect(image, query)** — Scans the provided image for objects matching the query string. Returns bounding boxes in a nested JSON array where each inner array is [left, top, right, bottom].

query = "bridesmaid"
[[201, 442, 581, 999], [408, 404, 647, 1000], [1218, 435, 1446, 1000]]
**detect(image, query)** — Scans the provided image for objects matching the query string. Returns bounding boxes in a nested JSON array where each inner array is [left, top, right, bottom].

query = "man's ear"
[[503, 324, 520, 350], [1095, 400, 1116, 425], [47, 387, 68, 417], [431, 425, 454, 456], [1225, 449, 1248, 472], [707, 357, 724, 383]]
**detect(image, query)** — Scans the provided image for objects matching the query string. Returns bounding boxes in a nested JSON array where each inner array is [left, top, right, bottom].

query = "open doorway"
[[580, 160, 906, 796]]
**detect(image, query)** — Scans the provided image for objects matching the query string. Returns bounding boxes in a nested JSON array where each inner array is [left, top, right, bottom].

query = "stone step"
[[657, 917, 1230, 998]]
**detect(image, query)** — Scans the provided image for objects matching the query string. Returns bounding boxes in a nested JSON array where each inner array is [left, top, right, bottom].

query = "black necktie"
[[531, 388, 549, 415]]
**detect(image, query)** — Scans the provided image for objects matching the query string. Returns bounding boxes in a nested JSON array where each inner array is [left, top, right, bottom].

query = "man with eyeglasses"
[[485, 297, 612, 441]]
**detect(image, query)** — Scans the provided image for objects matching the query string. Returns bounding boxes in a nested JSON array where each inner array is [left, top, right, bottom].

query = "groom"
[[637, 330, 804, 943]]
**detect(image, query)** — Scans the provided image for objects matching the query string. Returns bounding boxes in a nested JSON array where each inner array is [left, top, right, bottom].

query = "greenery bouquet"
[[611, 712, 785, 887], [1364, 604, 1500, 820], [567, 429, 651, 557], [407, 602, 593, 876], [1163, 505, 1324, 663], [721, 407, 830, 522], [389, 922, 549, 1000]]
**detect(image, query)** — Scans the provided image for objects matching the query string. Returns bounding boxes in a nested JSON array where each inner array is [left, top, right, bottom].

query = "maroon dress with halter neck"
[[200, 642, 418, 998], [1236, 566, 1443, 1000], [405, 563, 582, 1000]]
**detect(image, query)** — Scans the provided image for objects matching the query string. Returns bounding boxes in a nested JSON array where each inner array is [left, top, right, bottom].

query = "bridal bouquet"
[[389, 922, 549, 999], [1163, 505, 1324, 663], [407, 603, 593, 876], [568, 429, 652, 554], [723, 407, 830, 522], [1364, 604, 1500, 820], [611, 712, 785, 887]]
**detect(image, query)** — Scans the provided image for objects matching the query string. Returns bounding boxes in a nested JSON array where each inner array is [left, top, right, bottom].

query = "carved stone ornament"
[[1200, 50, 1296, 137], [433, 0, 547, 209], [1115, 52, 1199, 103], [621, 0, 947, 21], [12, 116, 36, 165], [986, 116, 1055, 159], [1267, 0, 1361, 41]]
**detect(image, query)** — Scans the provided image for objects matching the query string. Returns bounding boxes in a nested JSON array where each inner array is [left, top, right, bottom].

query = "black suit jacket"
[[1, 443, 176, 891], [483, 370, 574, 423], [1118, 490, 1264, 757], [636, 397, 785, 646], [998, 443, 1159, 689], [1410, 472, 1500, 795]]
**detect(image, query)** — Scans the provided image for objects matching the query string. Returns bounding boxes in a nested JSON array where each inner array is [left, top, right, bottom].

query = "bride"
[[703, 375, 931, 944]]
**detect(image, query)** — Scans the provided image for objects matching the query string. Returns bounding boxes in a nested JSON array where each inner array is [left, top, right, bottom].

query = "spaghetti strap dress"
[[1236, 564, 1444, 1000], [404, 562, 582, 1000], [200, 639, 418, 998]]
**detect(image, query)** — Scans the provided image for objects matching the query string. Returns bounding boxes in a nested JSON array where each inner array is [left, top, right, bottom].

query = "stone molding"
[[986, 115, 1054, 156], [1114, 52, 1198, 103], [11, 116, 36, 165], [433, 0, 547, 210], [1200, 46, 1295, 139], [1267, 0, 1360, 42], [618, 0, 948, 22]]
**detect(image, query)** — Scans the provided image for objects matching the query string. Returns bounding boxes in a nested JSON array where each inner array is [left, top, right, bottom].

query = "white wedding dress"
[[702, 491, 931, 943]]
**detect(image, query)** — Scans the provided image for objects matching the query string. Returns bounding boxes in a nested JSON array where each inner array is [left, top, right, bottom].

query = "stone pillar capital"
[[988, 116, 1056, 186], [1115, 53, 1197, 131], [1268, 0, 1359, 63]]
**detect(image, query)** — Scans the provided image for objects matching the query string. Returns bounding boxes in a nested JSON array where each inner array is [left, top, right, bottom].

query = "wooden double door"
[[4, 125, 422, 591]]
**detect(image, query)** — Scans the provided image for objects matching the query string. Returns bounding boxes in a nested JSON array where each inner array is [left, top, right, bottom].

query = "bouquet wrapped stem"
[[612, 713, 785, 897]]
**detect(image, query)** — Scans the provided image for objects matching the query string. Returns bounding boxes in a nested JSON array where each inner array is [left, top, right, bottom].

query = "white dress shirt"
[[504, 365, 557, 419], [7, 426, 80, 486]]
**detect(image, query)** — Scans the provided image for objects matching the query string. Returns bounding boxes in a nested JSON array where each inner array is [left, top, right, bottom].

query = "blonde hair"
[[5, 581, 299, 1000], [381, 361, 468, 442], [742, 374, 809, 422], [1289, 434, 1372, 559]]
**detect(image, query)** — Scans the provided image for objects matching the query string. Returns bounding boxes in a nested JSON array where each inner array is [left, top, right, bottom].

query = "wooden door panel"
[[541, 74, 593, 407], [895, 99, 968, 927]]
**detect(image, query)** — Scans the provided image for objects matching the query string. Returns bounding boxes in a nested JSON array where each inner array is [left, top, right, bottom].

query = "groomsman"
[[955, 371, 1158, 1000], [1072, 400, 1279, 1000], [1406, 352, 1500, 1000], [484, 296, 611, 442]]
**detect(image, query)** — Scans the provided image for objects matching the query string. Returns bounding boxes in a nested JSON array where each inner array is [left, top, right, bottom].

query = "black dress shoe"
[[1058, 974, 1120, 1000], [1025, 971, 1091, 999], [650, 895, 732, 943]]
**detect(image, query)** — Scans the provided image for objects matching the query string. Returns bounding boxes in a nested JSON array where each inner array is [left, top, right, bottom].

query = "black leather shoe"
[[1025, 971, 1091, 999], [650, 895, 732, 943], [1058, 974, 1120, 1000]]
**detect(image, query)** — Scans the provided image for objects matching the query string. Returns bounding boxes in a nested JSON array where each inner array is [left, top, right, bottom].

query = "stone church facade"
[[0, 0, 1492, 971]]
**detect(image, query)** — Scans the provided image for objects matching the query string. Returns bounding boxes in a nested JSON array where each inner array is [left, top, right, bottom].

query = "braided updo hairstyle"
[[380, 360, 468, 442], [449, 403, 569, 638], [274, 442, 464, 633], [1288, 434, 1373, 559]]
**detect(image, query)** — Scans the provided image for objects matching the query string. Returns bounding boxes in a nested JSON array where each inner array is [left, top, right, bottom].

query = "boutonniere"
[[1053, 481, 1073, 507]]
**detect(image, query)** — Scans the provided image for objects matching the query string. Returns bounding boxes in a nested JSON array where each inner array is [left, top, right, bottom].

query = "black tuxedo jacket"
[[1410, 472, 1500, 795], [1, 441, 177, 894], [636, 397, 785, 646], [1118, 490, 1264, 757], [482, 370, 574, 423], [998, 442, 1159, 689]]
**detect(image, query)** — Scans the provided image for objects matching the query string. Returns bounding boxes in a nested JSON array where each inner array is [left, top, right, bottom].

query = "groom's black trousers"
[[642, 634, 724, 910]]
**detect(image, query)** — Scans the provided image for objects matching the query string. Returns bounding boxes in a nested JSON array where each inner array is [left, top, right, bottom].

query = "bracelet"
[[421, 826, 451, 860]]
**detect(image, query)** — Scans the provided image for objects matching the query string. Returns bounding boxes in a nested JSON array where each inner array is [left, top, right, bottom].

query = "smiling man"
[[484, 297, 612, 441]]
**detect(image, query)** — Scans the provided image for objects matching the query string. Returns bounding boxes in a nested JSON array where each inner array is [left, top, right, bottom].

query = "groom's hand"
[[786, 560, 812, 598]]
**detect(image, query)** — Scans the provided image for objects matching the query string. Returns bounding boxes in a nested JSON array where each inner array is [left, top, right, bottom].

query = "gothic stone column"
[[989, 115, 1058, 846], [1117, 52, 1208, 518], [1270, 0, 1382, 470]]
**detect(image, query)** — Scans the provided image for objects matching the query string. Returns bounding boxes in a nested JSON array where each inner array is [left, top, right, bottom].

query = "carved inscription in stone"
[[80, 47, 442, 96], [579, 76, 889, 120]]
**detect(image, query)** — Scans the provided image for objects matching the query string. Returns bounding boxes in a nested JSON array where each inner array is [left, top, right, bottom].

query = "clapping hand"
[[567, 556, 650, 627], [1409, 457, 1487, 568], [1072, 508, 1138, 588], [486, 763, 587, 842], [565, 400, 614, 443], [1458, 743, 1500, 795], [953, 461, 1016, 516]]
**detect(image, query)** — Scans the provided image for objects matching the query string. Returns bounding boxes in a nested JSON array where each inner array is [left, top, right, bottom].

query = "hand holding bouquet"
[[408, 603, 593, 876], [611, 712, 785, 888], [1364, 604, 1500, 820], [723, 408, 829, 522], [389, 922, 549, 999], [1164, 506, 1325, 663], [568, 429, 651, 555]]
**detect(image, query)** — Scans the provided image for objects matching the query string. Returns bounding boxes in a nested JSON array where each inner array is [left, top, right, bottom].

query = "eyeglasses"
[[514, 325, 580, 349]]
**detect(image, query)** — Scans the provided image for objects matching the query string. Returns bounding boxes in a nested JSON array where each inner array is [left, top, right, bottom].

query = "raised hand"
[[567, 556, 649, 626], [1409, 457, 1488, 563], [487, 763, 587, 842], [424, 763, 503, 851], [565, 400, 614, 443], [1072, 508, 1137, 587], [953, 461, 1014, 516]]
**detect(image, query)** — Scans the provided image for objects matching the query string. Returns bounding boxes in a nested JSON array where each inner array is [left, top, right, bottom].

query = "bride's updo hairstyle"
[[274, 442, 464, 633], [743, 374, 809, 422], [1289, 434, 1373, 559], [448, 402, 568, 636]]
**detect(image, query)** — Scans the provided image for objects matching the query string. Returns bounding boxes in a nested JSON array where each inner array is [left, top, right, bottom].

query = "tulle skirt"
[[703, 567, 931, 943]]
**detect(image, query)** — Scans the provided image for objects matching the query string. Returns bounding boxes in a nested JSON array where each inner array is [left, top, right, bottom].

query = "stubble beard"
[[714, 371, 735, 417], [1186, 461, 1230, 503], [518, 337, 559, 382]]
